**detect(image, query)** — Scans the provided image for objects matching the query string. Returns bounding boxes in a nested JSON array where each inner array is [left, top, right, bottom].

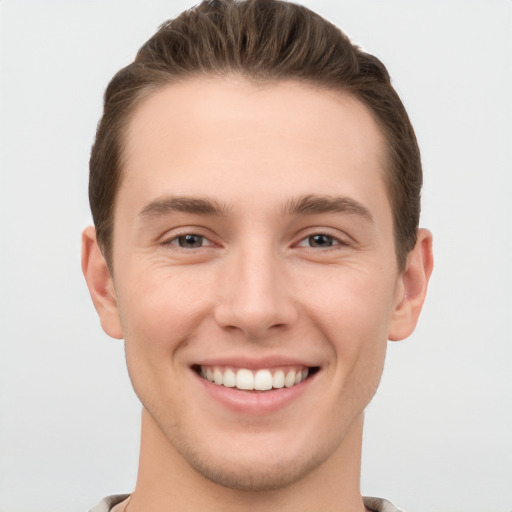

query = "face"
[[91, 77, 414, 490]]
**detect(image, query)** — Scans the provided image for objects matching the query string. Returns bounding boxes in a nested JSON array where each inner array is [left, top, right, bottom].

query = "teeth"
[[284, 370, 296, 388], [199, 366, 310, 391], [223, 368, 236, 388], [236, 369, 254, 390], [254, 369, 273, 391], [272, 370, 285, 389], [213, 368, 223, 385]]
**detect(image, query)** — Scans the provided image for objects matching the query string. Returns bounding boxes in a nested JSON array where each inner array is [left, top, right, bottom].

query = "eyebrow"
[[139, 195, 231, 219], [138, 193, 373, 222], [283, 194, 373, 222]]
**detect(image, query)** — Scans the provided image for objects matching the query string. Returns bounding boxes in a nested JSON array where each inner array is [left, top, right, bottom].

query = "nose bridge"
[[214, 240, 296, 337]]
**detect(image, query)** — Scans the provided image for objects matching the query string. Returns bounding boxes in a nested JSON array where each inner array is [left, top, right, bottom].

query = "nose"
[[213, 246, 299, 339]]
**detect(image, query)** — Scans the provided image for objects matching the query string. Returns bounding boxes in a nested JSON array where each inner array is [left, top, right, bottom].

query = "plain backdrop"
[[0, 1, 511, 511]]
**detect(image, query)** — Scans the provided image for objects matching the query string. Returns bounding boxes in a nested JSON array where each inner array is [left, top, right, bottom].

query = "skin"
[[82, 77, 433, 512]]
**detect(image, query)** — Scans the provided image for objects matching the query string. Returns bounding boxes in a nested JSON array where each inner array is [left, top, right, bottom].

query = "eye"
[[297, 233, 341, 248], [306, 234, 335, 248], [170, 234, 209, 249]]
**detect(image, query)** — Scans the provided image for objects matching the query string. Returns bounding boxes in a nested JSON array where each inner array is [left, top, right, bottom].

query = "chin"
[[180, 443, 330, 492]]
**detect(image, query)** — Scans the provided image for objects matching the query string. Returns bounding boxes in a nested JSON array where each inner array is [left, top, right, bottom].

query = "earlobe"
[[388, 228, 434, 341], [81, 226, 123, 339]]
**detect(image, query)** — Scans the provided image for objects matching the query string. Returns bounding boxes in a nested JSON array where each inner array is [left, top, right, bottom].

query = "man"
[[82, 0, 433, 510]]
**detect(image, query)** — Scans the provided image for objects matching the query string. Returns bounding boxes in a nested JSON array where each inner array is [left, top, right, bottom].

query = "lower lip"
[[192, 369, 316, 415]]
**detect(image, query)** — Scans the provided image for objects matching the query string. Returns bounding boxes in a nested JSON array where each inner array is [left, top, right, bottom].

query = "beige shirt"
[[88, 494, 404, 512]]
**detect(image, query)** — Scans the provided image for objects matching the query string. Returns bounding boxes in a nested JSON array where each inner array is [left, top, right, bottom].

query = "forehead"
[[119, 76, 390, 222]]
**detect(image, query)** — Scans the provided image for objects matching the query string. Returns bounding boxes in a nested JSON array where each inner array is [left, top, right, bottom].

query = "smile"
[[196, 365, 315, 391]]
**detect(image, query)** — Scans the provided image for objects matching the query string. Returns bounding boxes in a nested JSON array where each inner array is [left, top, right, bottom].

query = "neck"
[[127, 409, 367, 512]]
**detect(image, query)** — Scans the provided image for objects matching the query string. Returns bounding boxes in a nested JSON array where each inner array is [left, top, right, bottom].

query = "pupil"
[[310, 234, 333, 247], [179, 234, 203, 248]]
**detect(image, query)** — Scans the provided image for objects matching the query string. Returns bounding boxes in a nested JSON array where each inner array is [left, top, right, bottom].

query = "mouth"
[[192, 364, 320, 392]]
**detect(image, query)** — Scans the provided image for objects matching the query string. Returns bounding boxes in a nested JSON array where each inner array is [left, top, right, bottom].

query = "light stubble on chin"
[[146, 399, 362, 494], [169, 429, 335, 492]]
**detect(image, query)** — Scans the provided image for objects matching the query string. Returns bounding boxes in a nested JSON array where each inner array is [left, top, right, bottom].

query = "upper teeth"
[[200, 366, 309, 391]]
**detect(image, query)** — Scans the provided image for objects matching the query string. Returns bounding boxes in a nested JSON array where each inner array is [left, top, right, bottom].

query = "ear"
[[388, 228, 434, 341], [81, 226, 123, 339]]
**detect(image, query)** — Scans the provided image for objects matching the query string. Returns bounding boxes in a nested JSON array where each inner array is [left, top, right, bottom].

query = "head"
[[83, 0, 433, 498], [89, 0, 421, 272]]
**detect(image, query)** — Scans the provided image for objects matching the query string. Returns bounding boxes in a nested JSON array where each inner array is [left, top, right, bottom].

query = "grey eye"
[[308, 234, 335, 247], [177, 234, 204, 248]]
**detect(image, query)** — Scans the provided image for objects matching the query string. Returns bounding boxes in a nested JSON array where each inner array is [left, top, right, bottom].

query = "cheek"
[[114, 265, 216, 394], [118, 262, 213, 334], [116, 270, 204, 417], [303, 267, 397, 342], [300, 267, 396, 401]]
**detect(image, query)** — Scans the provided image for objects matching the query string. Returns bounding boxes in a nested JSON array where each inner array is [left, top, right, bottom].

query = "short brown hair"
[[89, 0, 421, 270]]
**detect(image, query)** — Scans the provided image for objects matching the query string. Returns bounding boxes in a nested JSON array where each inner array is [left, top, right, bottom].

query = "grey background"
[[0, 1, 511, 511]]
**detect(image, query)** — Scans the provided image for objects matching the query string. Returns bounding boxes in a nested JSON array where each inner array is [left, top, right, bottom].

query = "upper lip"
[[191, 355, 320, 370]]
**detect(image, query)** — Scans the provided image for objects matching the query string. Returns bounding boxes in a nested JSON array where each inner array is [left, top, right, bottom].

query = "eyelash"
[[296, 232, 348, 249], [166, 233, 214, 249], [164, 230, 348, 250]]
